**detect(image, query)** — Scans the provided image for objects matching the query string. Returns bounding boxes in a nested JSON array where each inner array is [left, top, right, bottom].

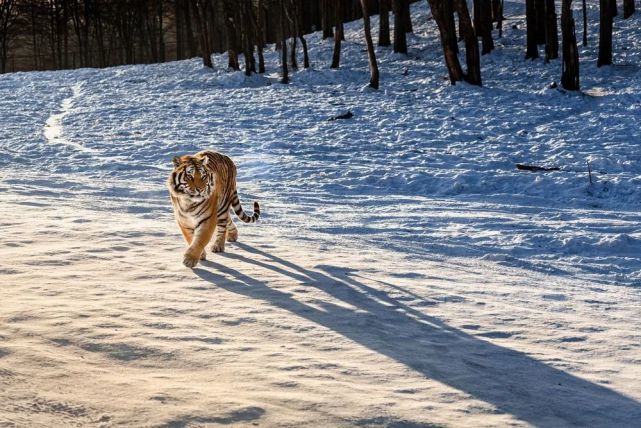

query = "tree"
[[597, 0, 613, 66], [561, 0, 579, 90], [429, 0, 464, 83], [378, 0, 391, 46], [400, 0, 413, 32], [0, 0, 18, 73], [454, 0, 481, 85], [289, 0, 310, 69], [331, 0, 343, 68], [479, 0, 494, 54], [239, 0, 254, 75], [544, 0, 558, 61], [361, 0, 379, 89], [182, 0, 199, 58], [582, 0, 587, 45], [525, 0, 539, 58], [535, 0, 546, 44], [428, 0, 481, 86], [392, 0, 407, 54], [493, 0, 504, 38], [623, 0, 635, 18], [278, 0, 288, 83], [320, 0, 333, 39], [222, 0, 239, 70], [253, 0, 266, 73], [191, 0, 212, 67]]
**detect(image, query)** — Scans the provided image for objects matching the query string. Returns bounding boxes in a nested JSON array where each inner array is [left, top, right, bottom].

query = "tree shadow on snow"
[[157, 406, 265, 428], [194, 243, 641, 427]]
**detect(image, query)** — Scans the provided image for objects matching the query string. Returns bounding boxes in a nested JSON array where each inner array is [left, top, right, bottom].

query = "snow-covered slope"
[[1, 1, 641, 426]]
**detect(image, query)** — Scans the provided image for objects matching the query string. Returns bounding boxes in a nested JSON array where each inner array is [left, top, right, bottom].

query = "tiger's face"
[[171, 156, 211, 198]]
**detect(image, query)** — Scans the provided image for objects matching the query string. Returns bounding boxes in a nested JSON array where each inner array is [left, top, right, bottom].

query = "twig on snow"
[[328, 111, 354, 121]]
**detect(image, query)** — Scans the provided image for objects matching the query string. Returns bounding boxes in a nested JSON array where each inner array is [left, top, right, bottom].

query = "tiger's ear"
[[172, 156, 182, 167], [200, 155, 209, 166]]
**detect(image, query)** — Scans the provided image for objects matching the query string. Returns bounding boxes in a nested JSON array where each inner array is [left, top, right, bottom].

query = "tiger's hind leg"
[[226, 214, 238, 242], [210, 215, 229, 253]]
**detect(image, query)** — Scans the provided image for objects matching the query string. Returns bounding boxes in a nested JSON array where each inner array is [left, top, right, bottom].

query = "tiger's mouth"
[[181, 186, 210, 198]]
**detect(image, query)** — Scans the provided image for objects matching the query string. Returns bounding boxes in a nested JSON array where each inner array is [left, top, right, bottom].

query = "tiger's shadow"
[[194, 243, 641, 426]]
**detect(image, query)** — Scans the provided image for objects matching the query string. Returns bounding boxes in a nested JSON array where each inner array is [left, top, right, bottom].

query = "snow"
[[1, 1, 641, 426]]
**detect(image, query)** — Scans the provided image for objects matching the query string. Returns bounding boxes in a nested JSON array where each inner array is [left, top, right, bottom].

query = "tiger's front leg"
[[178, 223, 206, 261], [183, 217, 216, 268], [210, 214, 229, 253]]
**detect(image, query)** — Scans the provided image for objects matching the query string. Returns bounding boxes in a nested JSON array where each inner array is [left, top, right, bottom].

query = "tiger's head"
[[169, 155, 212, 198]]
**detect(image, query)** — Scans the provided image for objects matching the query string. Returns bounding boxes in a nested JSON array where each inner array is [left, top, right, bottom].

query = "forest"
[[0, 0, 637, 90]]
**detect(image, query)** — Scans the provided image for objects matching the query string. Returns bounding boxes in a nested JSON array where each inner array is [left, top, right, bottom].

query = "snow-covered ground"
[[1, 1, 641, 426]]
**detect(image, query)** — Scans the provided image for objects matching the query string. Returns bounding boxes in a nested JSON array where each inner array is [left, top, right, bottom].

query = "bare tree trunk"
[[427, 0, 464, 84], [279, 1, 288, 83], [240, 0, 253, 76], [94, 7, 106, 67], [183, 0, 198, 57], [496, 0, 504, 37], [321, 0, 334, 39], [223, 0, 239, 70], [63, 0, 69, 68], [0, 38, 7, 73], [289, 0, 307, 70], [176, 0, 184, 59], [254, 0, 265, 73], [623, 0, 635, 17], [300, 36, 309, 68], [447, 2, 458, 54], [479, 0, 494, 54], [331, 0, 343, 68], [455, 0, 482, 85], [535, 0, 546, 44], [289, 38, 298, 70], [379, 0, 391, 46], [392, 0, 407, 54], [544, 0, 559, 61], [491, 0, 502, 22], [158, 0, 166, 62], [191, 0, 212, 67], [561, 0, 580, 90], [401, 0, 413, 32], [473, 0, 480, 31], [582, 0, 587, 45], [361, 0, 379, 89], [526, 0, 539, 58], [597, 0, 613, 66]]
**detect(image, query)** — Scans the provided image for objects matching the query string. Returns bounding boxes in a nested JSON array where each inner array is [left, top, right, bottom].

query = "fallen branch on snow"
[[516, 164, 560, 172], [328, 111, 354, 121], [516, 162, 605, 185]]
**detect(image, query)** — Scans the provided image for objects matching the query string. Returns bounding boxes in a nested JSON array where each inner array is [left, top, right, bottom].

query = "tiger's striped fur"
[[167, 150, 260, 268]]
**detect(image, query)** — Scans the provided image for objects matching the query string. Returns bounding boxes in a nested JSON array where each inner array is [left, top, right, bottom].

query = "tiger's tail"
[[231, 190, 260, 223]]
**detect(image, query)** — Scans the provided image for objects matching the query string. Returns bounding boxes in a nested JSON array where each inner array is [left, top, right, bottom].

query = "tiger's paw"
[[210, 242, 225, 253], [227, 230, 238, 242], [182, 253, 199, 268], [200, 250, 207, 260]]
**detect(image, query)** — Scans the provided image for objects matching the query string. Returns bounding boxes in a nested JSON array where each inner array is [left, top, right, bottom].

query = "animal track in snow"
[[43, 82, 96, 153]]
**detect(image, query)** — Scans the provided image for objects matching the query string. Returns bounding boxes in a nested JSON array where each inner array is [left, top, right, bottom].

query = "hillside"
[[1, 2, 641, 427]]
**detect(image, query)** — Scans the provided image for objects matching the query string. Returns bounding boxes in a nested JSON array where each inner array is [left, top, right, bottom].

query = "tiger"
[[167, 150, 260, 268]]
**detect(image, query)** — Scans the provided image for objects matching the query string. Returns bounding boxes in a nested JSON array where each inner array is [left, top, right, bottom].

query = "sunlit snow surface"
[[1, 1, 641, 425]]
